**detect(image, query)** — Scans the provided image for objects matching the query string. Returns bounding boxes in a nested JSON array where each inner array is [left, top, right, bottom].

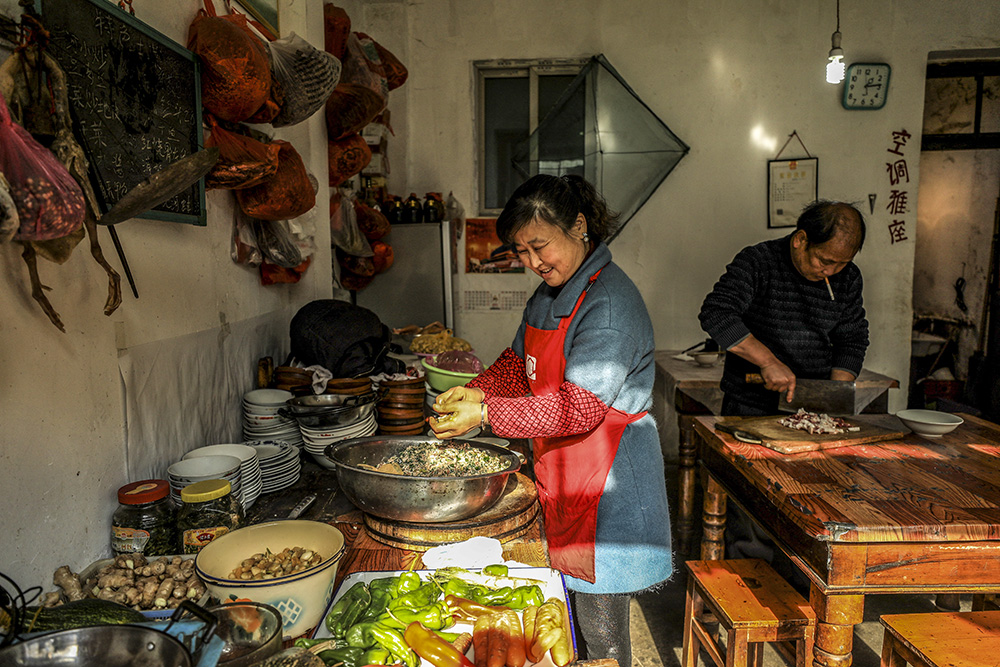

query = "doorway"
[[912, 52, 1000, 417]]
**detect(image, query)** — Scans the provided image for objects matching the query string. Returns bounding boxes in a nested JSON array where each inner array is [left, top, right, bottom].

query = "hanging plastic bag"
[[253, 218, 303, 268], [0, 91, 84, 242], [231, 205, 262, 266], [330, 187, 372, 256], [0, 171, 19, 243], [357, 33, 407, 90], [188, 0, 271, 123], [236, 140, 315, 220], [328, 133, 370, 186], [204, 116, 281, 190], [270, 32, 342, 128], [261, 256, 312, 285], [325, 33, 388, 140], [354, 199, 389, 240]]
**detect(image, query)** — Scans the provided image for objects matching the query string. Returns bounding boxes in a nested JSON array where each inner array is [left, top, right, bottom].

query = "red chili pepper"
[[445, 594, 510, 619], [404, 621, 476, 667]]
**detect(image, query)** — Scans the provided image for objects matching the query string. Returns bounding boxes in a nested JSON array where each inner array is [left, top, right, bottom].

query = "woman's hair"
[[796, 200, 867, 251], [495, 174, 620, 245]]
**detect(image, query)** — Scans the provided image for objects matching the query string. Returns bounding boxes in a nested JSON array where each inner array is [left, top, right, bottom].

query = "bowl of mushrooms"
[[194, 520, 346, 638]]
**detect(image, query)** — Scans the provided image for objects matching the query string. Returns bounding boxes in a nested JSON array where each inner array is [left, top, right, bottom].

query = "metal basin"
[[325, 436, 521, 523], [279, 392, 378, 428], [0, 625, 191, 667]]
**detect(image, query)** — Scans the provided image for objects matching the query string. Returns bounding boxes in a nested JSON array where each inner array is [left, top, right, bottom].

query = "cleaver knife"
[[746, 374, 856, 414]]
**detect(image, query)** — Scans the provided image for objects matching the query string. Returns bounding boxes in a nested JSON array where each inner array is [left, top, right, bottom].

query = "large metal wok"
[[0, 625, 191, 667], [325, 436, 521, 523]]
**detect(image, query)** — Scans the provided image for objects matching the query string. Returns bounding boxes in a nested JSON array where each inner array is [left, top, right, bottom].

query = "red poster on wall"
[[465, 217, 524, 273]]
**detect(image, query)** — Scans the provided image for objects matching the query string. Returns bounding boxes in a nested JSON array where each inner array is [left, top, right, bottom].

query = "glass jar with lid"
[[112, 479, 177, 557], [177, 479, 245, 554]]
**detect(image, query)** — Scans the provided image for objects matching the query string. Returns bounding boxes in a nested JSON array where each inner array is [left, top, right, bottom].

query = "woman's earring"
[[582, 232, 590, 242]]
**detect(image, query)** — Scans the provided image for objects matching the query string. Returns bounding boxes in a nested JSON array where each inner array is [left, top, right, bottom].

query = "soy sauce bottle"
[[401, 193, 423, 224]]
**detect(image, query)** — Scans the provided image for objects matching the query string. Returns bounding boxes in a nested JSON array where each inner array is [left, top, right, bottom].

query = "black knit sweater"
[[699, 235, 870, 411]]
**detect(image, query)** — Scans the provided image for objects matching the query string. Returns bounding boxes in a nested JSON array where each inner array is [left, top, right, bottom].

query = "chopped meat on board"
[[778, 408, 861, 435]]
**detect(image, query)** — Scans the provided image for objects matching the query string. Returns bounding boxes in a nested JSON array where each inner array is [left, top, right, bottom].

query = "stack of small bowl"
[[242, 389, 302, 448], [166, 455, 242, 507], [183, 444, 263, 511], [375, 376, 427, 435], [324, 377, 373, 396], [271, 366, 315, 394], [280, 392, 379, 467]]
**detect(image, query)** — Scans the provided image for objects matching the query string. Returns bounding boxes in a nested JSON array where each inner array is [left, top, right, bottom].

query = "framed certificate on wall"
[[768, 158, 818, 228]]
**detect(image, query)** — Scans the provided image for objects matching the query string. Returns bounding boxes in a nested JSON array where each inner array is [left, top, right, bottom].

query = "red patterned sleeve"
[[467, 347, 530, 398], [485, 381, 608, 439]]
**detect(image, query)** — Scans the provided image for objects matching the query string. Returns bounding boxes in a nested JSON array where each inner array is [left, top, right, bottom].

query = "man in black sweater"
[[698, 200, 869, 584], [700, 200, 869, 415]]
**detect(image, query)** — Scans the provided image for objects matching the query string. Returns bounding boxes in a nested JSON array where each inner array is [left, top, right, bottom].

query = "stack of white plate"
[[242, 389, 302, 447], [182, 444, 263, 510], [300, 413, 378, 469], [246, 440, 302, 493], [166, 455, 243, 506]]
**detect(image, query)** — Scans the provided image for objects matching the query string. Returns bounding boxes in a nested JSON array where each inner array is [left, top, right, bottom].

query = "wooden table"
[[654, 350, 899, 555], [693, 413, 1000, 667]]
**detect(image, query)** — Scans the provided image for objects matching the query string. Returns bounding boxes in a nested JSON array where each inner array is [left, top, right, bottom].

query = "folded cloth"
[[306, 364, 333, 393], [422, 536, 503, 570]]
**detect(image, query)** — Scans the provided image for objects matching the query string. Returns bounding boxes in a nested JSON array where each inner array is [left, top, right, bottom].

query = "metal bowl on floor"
[[325, 436, 521, 523]]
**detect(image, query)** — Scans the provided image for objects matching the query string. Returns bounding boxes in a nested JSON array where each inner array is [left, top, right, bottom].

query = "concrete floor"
[[626, 464, 960, 667]]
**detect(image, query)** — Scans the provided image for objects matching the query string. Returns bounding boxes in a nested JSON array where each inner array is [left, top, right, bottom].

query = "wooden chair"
[[682, 559, 816, 667], [880, 611, 1000, 667]]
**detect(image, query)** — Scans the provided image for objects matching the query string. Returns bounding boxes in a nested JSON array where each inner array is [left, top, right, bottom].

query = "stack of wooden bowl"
[[325, 377, 373, 396], [376, 377, 426, 435], [272, 366, 315, 394]]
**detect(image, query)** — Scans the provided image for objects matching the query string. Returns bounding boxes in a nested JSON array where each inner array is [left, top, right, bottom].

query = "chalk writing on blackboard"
[[40, 0, 206, 225]]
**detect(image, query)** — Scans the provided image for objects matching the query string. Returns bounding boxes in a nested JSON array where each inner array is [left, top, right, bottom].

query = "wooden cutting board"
[[716, 413, 909, 454], [362, 472, 540, 550]]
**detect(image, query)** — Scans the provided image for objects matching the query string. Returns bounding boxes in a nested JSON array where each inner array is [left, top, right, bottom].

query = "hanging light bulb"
[[826, 0, 845, 84]]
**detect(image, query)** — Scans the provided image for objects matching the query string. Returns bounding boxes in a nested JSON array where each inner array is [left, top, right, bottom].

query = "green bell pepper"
[[362, 647, 392, 666], [359, 585, 395, 624], [378, 601, 454, 631], [317, 646, 365, 667], [388, 582, 439, 611], [325, 581, 373, 639], [391, 569, 422, 598], [442, 577, 470, 599], [346, 621, 417, 667], [482, 564, 509, 577]]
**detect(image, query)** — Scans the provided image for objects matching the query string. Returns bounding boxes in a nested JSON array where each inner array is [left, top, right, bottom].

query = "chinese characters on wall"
[[885, 128, 911, 244]]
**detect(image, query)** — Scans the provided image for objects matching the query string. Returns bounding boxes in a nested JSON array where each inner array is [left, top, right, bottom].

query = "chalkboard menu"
[[40, 0, 206, 225]]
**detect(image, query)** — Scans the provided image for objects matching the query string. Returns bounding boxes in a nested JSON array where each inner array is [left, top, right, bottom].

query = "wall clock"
[[843, 63, 891, 110]]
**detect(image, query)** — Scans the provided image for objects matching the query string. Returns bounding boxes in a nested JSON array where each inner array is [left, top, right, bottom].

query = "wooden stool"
[[682, 559, 816, 667], [880, 610, 1000, 667]]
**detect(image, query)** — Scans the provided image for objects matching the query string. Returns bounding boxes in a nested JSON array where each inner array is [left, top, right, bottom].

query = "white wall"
[[0, 0, 332, 589], [370, 0, 1000, 414]]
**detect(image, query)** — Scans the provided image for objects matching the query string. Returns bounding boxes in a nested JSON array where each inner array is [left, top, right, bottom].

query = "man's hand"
[[760, 361, 797, 402]]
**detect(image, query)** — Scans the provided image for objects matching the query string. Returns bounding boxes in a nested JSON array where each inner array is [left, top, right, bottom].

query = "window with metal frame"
[[476, 58, 588, 214]]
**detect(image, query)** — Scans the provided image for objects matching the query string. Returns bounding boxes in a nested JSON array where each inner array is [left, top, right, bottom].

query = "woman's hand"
[[435, 386, 485, 407], [428, 390, 486, 439]]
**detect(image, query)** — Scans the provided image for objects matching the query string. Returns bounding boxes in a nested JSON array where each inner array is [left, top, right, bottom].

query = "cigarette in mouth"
[[824, 277, 835, 301]]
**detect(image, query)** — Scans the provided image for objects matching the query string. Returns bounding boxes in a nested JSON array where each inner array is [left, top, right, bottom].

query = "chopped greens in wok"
[[360, 442, 507, 477]]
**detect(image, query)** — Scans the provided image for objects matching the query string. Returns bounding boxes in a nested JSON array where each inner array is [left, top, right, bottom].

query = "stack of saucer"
[[376, 376, 426, 435], [166, 455, 242, 506], [242, 388, 302, 447], [246, 440, 302, 493], [300, 412, 378, 469], [183, 444, 263, 510]]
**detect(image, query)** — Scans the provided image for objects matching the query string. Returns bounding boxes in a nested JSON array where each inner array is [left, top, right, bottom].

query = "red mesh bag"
[[354, 200, 389, 240], [0, 91, 84, 241], [358, 33, 407, 90], [339, 267, 374, 291], [236, 140, 316, 220], [370, 239, 394, 274], [188, 0, 271, 123], [261, 256, 312, 285], [204, 117, 281, 189], [328, 133, 371, 186], [323, 3, 351, 60]]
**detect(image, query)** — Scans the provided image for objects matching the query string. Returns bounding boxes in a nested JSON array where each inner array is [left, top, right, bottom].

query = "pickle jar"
[[177, 479, 245, 554], [112, 479, 177, 557]]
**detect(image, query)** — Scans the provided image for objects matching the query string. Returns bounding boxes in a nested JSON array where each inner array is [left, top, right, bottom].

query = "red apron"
[[524, 268, 646, 583]]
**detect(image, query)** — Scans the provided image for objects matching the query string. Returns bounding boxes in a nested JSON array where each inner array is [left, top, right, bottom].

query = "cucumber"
[[22, 599, 146, 633]]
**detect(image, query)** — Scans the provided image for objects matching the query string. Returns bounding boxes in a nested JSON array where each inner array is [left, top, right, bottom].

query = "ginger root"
[[53, 565, 85, 602]]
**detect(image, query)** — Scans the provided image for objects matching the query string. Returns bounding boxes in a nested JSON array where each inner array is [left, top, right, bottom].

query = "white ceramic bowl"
[[895, 409, 964, 438], [194, 520, 346, 639], [693, 352, 722, 367], [184, 444, 258, 464], [168, 455, 242, 482]]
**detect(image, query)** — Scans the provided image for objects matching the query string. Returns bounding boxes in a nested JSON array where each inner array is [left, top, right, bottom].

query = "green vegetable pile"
[[295, 564, 546, 667]]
